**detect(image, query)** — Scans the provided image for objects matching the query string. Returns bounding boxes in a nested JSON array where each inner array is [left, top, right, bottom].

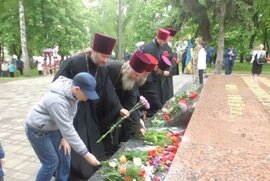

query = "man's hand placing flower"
[[96, 96, 150, 143], [120, 108, 130, 118]]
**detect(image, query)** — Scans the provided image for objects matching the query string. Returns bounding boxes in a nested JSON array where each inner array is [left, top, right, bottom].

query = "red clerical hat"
[[144, 53, 158, 72], [165, 27, 177, 37], [129, 51, 151, 73], [92, 33, 116, 55], [158, 55, 172, 71], [157, 28, 170, 41]]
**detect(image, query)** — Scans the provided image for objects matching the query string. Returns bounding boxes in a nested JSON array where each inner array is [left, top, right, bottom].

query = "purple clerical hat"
[[92, 33, 116, 55], [129, 51, 151, 73], [158, 55, 172, 71], [144, 53, 158, 72], [165, 27, 177, 37], [157, 28, 170, 41]]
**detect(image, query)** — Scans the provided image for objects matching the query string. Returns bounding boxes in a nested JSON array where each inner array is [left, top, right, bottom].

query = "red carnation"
[[189, 92, 198, 101], [163, 51, 170, 57], [154, 176, 161, 181], [163, 113, 173, 122]]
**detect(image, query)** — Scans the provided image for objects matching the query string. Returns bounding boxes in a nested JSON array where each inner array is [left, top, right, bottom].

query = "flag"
[[185, 39, 193, 73]]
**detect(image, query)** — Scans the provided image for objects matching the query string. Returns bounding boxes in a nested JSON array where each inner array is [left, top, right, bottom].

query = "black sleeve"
[[139, 74, 163, 117], [53, 58, 74, 81], [96, 74, 123, 129]]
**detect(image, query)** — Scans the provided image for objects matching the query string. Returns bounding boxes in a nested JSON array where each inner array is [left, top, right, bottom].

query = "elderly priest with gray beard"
[[104, 50, 153, 156]]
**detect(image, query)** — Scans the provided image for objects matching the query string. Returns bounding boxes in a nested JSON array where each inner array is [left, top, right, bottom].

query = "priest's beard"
[[121, 70, 136, 91], [136, 75, 147, 87]]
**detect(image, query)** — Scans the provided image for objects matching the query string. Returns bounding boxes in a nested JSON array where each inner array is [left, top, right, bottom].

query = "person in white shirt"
[[197, 42, 207, 85]]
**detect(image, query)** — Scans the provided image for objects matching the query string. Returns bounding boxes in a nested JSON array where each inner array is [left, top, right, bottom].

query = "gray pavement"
[[0, 75, 53, 181], [0, 74, 193, 181]]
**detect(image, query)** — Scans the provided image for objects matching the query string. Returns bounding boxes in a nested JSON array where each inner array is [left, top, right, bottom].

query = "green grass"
[[179, 62, 270, 75], [0, 68, 40, 80], [234, 62, 270, 74]]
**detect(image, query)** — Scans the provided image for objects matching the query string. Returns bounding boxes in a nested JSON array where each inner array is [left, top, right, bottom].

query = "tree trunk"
[[249, 11, 260, 49], [184, 0, 211, 42], [0, 43, 4, 62], [197, 13, 211, 43], [214, 1, 226, 74], [117, 0, 123, 60], [240, 52, 244, 63], [19, 0, 31, 76], [263, 28, 269, 56], [12, 44, 19, 56]]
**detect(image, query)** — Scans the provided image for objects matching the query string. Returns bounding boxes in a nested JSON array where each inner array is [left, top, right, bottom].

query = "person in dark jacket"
[[224, 46, 237, 75], [161, 27, 178, 103], [139, 28, 172, 117], [53, 33, 129, 180], [139, 55, 172, 117]]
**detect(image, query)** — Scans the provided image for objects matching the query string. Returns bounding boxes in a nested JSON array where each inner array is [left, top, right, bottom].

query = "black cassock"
[[53, 52, 122, 180], [160, 43, 178, 104], [139, 39, 164, 117], [106, 61, 142, 143]]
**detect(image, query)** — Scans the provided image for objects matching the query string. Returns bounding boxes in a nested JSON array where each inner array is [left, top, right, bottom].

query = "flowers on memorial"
[[178, 98, 189, 112], [100, 128, 184, 181], [100, 150, 152, 181], [151, 89, 200, 127], [143, 129, 183, 147], [188, 91, 199, 101], [96, 96, 150, 143], [143, 130, 173, 147]]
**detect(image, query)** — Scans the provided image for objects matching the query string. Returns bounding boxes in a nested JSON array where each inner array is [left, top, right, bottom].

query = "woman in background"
[[250, 44, 266, 80]]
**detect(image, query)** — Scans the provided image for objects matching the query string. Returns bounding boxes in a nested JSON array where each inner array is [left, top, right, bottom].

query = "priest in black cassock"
[[139, 54, 172, 117], [105, 51, 151, 152], [161, 27, 178, 104], [139, 29, 172, 117], [53, 33, 129, 180]]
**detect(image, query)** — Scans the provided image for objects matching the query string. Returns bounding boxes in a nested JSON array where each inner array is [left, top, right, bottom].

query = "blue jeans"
[[25, 124, 70, 181]]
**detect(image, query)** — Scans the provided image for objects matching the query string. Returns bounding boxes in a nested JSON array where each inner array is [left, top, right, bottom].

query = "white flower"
[[108, 160, 117, 168], [142, 165, 154, 181], [133, 157, 142, 166], [161, 108, 169, 114], [178, 102, 188, 112]]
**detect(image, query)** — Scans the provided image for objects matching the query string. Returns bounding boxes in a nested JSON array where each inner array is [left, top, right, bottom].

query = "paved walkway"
[[0, 75, 53, 181], [0, 74, 193, 180]]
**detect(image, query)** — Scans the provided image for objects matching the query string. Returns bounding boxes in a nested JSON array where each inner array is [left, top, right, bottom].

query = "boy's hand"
[[84, 153, 100, 166], [58, 138, 71, 155]]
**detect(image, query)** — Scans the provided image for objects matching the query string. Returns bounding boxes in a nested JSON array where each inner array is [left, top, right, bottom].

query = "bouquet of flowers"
[[97, 96, 150, 143], [142, 129, 184, 147], [100, 130, 183, 181], [151, 89, 199, 127], [100, 150, 155, 181]]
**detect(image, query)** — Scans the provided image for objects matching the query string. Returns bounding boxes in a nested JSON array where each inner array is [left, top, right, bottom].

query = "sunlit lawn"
[[179, 62, 270, 75], [206, 62, 270, 75], [0, 68, 40, 80]]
